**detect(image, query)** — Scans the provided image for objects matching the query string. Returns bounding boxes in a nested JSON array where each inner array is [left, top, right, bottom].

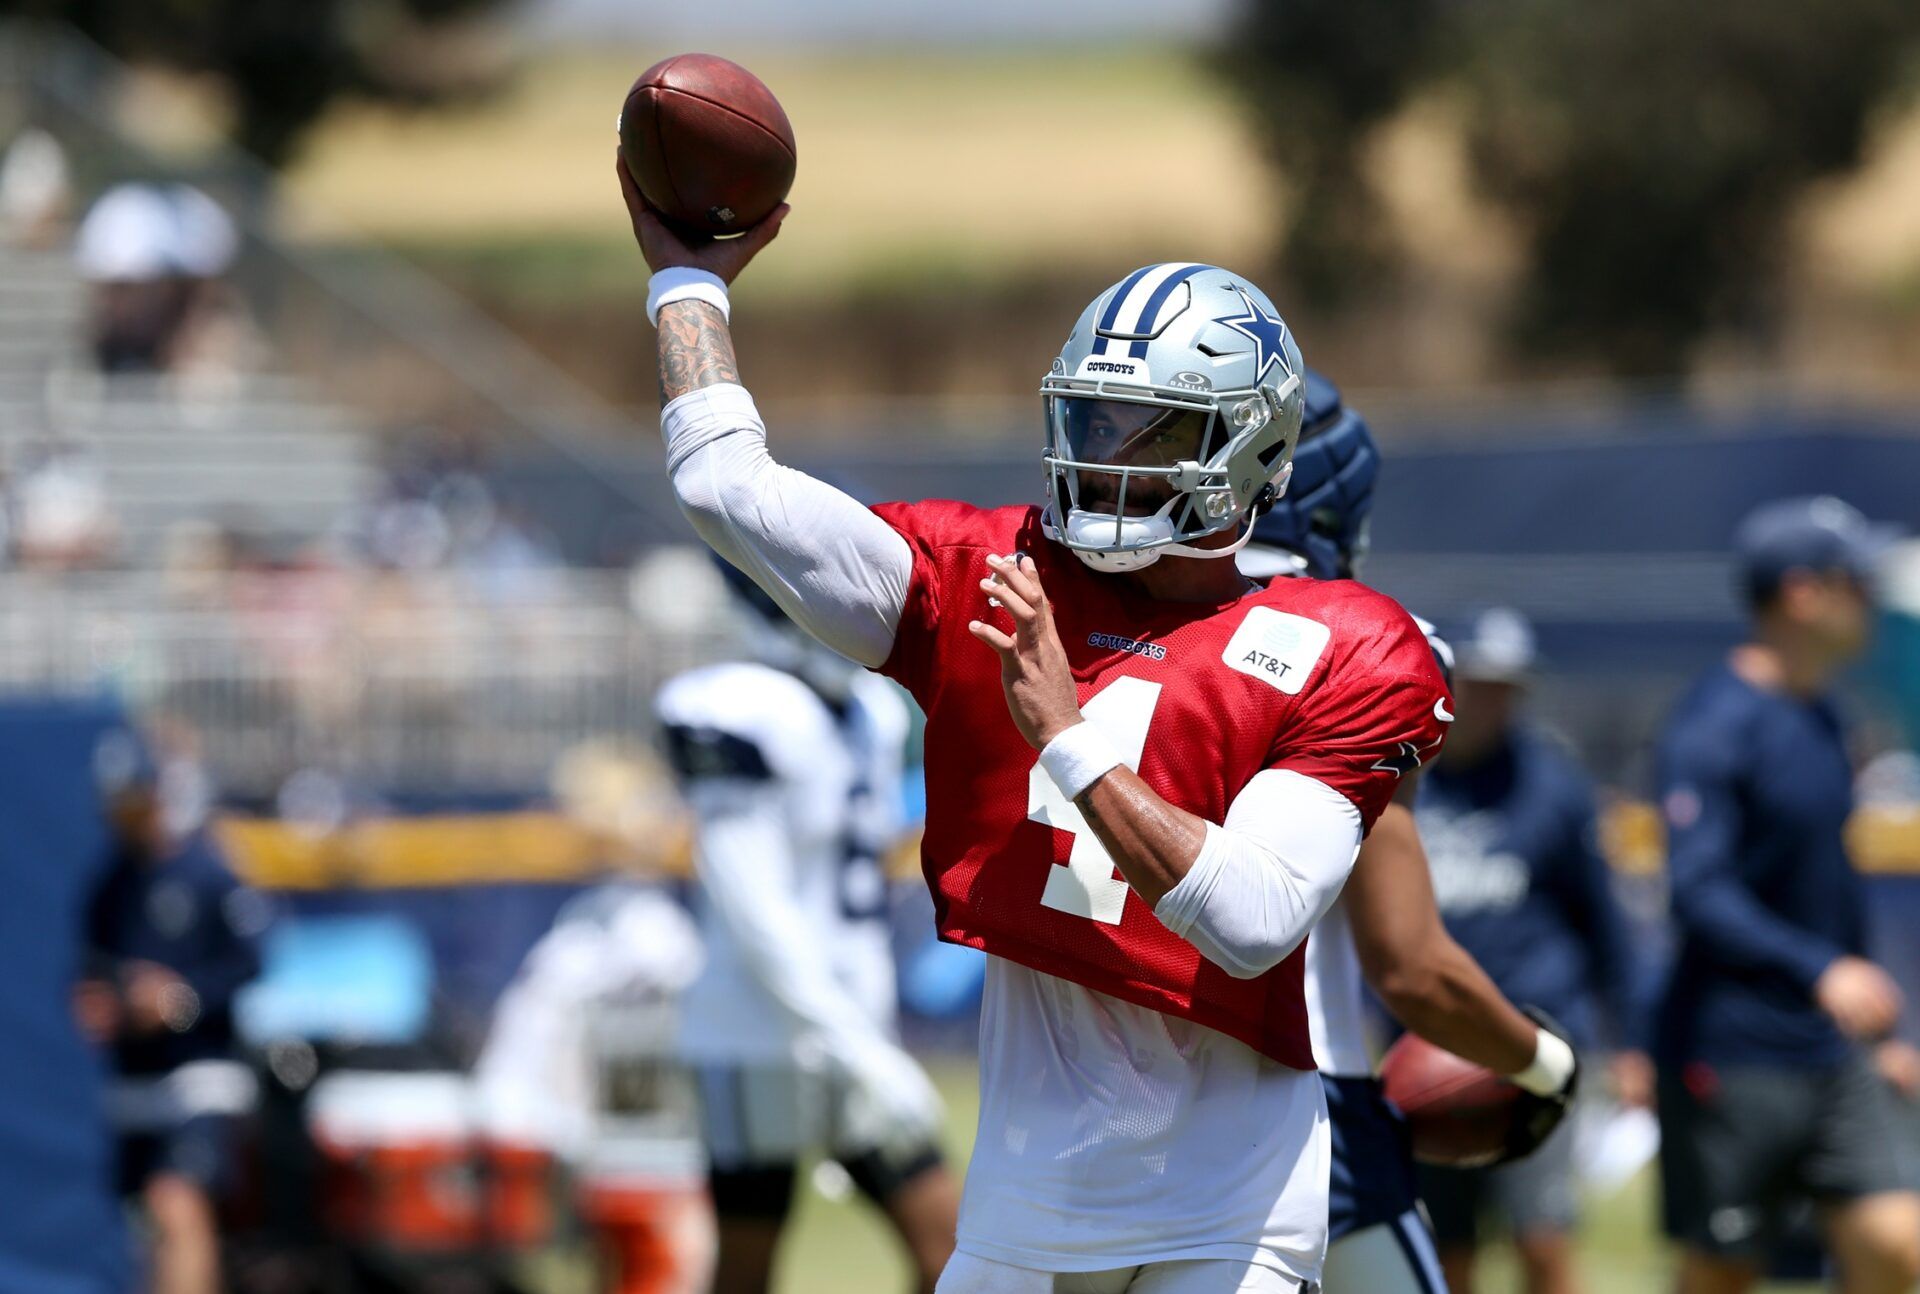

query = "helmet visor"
[[1050, 397, 1212, 470]]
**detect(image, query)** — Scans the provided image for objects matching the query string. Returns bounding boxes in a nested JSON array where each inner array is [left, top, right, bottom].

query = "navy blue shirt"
[[1419, 729, 1637, 1050], [87, 832, 266, 1075], [1654, 662, 1865, 1067]]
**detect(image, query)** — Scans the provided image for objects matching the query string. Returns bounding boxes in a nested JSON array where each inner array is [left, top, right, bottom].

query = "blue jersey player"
[[1416, 608, 1649, 1294], [1240, 374, 1580, 1294]]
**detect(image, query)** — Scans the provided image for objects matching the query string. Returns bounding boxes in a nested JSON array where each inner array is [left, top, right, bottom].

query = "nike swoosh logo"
[[1434, 698, 1455, 723]]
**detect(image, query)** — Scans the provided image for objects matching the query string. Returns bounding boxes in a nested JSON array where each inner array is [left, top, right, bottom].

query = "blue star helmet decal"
[[1215, 287, 1295, 381]]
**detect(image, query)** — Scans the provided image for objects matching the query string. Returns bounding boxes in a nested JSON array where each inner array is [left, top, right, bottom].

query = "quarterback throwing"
[[621, 161, 1450, 1294]]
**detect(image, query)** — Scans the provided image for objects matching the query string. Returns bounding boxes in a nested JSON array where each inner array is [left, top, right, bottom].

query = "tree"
[[1220, 0, 1920, 373], [1217, 0, 1447, 310], [7, 0, 508, 168], [1457, 0, 1920, 372]]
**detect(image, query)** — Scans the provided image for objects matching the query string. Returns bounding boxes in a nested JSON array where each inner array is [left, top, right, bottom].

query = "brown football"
[[618, 53, 796, 241], [1379, 1031, 1524, 1167]]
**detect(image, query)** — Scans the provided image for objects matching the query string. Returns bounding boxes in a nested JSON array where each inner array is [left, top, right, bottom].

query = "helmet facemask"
[[1040, 373, 1302, 573]]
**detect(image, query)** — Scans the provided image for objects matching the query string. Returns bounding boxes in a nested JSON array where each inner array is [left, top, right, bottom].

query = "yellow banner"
[[217, 803, 1920, 891]]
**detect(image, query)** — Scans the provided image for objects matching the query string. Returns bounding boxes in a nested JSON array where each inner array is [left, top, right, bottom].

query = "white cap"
[[0, 129, 72, 228], [73, 181, 236, 282], [166, 184, 238, 277], [1453, 606, 1538, 684]]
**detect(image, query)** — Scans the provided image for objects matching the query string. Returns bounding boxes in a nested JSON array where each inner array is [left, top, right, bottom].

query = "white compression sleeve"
[[1152, 769, 1364, 979], [661, 384, 915, 668]]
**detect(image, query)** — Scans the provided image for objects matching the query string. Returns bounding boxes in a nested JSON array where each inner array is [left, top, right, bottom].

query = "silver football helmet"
[[1040, 263, 1306, 573]]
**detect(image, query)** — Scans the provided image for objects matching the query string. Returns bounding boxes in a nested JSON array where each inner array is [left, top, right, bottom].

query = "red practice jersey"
[[873, 500, 1451, 1069]]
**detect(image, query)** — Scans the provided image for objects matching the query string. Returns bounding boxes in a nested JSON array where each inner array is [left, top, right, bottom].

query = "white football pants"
[[936, 1252, 1310, 1293], [1320, 1209, 1448, 1293]]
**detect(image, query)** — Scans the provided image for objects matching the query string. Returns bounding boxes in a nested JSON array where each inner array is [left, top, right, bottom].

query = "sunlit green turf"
[[515, 1053, 1825, 1293], [773, 1055, 979, 1293]]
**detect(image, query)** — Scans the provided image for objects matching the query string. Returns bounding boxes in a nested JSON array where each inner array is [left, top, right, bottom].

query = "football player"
[[1417, 608, 1647, 1294], [658, 559, 959, 1294], [623, 163, 1444, 1293], [1239, 376, 1580, 1294]]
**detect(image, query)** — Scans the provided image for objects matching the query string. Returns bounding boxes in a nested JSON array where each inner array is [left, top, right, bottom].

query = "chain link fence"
[[0, 568, 731, 798]]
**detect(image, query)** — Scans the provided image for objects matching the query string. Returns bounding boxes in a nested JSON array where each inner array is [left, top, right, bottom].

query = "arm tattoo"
[[657, 300, 740, 406]]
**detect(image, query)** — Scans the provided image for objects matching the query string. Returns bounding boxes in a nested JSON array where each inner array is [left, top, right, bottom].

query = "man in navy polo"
[[1656, 496, 1920, 1294], [1414, 608, 1649, 1294], [81, 736, 266, 1294]]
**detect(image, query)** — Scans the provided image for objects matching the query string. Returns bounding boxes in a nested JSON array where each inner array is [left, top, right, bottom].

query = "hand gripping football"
[[618, 53, 796, 241], [1380, 1009, 1577, 1167]]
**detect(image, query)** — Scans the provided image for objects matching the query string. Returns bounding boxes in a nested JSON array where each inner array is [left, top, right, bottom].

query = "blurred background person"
[[656, 560, 958, 1294], [73, 180, 245, 379], [1654, 497, 1920, 1294], [4, 437, 118, 570], [1243, 375, 1584, 1294], [79, 726, 268, 1294], [477, 878, 714, 1294], [0, 127, 72, 247], [1411, 609, 1649, 1294]]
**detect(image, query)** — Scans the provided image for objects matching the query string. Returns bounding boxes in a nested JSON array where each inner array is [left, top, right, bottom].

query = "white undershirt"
[[967, 960, 1329, 1281], [961, 764, 1357, 1281], [661, 382, 1359, 1278], [1301, 898, 1377, 1077]]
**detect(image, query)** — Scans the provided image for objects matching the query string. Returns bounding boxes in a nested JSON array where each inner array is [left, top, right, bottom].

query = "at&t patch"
[[1222, 607, 1329, 695]]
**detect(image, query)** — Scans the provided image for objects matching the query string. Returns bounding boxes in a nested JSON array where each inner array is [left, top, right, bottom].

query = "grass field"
[[764, 1056, 1822, 1294]]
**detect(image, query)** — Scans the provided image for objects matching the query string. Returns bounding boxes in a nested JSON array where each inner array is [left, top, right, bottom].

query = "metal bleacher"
[[0, 19, 682, 566], [0, 229, 721, 796], [0, 23, 717, 795], [0, 242, 380, 558]]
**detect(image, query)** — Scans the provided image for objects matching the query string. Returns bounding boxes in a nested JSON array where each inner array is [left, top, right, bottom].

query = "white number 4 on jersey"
[[1028, 676, 1162, 925]]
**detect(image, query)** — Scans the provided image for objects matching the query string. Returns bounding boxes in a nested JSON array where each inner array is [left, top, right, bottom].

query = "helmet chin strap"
[[1162, 518, 1264, 562], [1067, 506, 1263, 572]]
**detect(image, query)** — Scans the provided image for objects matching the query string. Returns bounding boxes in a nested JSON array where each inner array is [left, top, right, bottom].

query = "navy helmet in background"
[[1245, 369, 1381, 581]]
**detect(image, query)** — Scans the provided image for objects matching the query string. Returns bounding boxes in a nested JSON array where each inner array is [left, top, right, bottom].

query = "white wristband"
[[647, 267, 730, 326], [1038, 722, 1124, 802], [1512, 1026, 1576, 1097]]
